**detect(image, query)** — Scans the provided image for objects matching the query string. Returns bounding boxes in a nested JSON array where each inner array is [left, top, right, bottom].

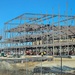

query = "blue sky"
[[0, 0, 75, 30]]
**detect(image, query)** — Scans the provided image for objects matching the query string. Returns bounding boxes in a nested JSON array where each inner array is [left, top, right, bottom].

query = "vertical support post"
[[46, 12, 49, 56], [26, 31, 28, 75], [47, 29, 48, 56], [61, 56, 62, 75], [66, 2, 69, 56], [40, 13, 43, 75], [19, 17, 22, 56], [58, 5, 62, 75], [52, 8, 54, 56], [35, 30, 37, 55], [4, 24, 6, 55], [41, 25, 42, 75], [58, 5, 61, 56]]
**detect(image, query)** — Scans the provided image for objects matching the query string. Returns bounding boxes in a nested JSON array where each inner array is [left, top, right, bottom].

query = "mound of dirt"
[[0, 61, 13, 70]]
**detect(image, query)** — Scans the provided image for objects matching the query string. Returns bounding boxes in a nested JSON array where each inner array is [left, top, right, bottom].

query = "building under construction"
[[0, 13, 75, 57]]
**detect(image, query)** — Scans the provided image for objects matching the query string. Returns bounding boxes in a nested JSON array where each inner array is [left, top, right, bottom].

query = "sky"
[[0, 0, 75, 31]]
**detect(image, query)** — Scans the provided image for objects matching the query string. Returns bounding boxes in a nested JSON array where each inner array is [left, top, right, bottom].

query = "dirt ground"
[[0, 57, 75, 75], [12, 58, 75, 69]]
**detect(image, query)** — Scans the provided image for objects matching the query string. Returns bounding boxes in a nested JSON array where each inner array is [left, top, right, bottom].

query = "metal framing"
[[1, 13, 75, 56]]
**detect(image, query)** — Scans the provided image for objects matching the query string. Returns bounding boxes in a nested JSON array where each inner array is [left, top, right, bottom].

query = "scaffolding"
[[0, 12, 75, 75], [1, 13, 75, 57]]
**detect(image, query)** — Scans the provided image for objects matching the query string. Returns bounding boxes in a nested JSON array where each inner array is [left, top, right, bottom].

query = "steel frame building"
[[1, 13, 75, 56]]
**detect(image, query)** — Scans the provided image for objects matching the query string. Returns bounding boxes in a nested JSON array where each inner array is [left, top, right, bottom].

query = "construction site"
[[0, 12, 75, 75]]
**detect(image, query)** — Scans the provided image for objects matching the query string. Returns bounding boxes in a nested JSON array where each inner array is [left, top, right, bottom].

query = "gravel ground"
[[0, 57, 75, 75]]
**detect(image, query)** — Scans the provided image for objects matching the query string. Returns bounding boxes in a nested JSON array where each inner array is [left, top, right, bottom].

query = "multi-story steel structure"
[[1, 13, 75, 56]]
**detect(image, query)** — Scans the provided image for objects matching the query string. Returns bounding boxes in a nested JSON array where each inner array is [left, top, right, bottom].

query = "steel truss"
[[0, 13, 75, 56]]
